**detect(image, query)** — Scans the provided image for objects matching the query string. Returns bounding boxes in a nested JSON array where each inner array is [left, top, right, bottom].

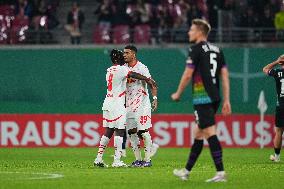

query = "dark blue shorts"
[[194, 101, 220, 129]]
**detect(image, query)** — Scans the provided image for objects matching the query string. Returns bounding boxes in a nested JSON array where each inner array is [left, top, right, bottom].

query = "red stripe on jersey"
[[126, 71, 132, 78], [119, 91, 126, 97], [141, 90, 147, 95], [128, 60, 138, 68], [103, 115, 123, 122]]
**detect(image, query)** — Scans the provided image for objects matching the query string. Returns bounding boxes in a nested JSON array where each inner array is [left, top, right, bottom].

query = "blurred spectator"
[[274, 4, 284, 41], [94, 0, 113, 28], [261, 5, 275, 41], [187, 4, 203, 26], [45, 0, 60, 29], [29, 0, 53, 44], [112, 2, 129, 26], [65, 1, 85, 44], [15, 0, 33, 19]]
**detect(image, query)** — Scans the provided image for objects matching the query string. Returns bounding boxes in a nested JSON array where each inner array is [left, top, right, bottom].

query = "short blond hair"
[[192, 19, 211, 36]]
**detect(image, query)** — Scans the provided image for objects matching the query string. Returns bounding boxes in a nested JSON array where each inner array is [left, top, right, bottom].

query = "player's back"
[[190, 41, 226, 104], [102, 65, 129, 111]]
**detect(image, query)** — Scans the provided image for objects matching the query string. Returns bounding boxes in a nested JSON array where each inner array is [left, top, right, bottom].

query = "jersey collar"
[[128, 60, 138, 68]]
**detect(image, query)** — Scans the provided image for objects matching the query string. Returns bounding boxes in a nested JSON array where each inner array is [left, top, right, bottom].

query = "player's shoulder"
[[189, 43, 200, 52], [201, 42, 221, 53], [137, 61, 149, 70], [107, 65, 128, 72]]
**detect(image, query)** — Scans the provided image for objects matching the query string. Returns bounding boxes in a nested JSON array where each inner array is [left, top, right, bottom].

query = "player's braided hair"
[[110, 49, 124, 65]]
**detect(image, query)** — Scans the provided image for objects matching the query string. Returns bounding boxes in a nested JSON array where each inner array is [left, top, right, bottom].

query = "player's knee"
[[115, 129, 125, 137], [104, 128, 114, 138], [137, 130, 148, 139], [275, 127, 283, 135], [128, 128, 137, 135]]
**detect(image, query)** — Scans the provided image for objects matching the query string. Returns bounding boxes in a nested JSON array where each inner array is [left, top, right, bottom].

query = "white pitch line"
[[0, 171, 64, 180]]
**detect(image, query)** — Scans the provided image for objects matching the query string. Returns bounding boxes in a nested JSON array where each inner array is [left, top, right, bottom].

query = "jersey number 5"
[[210, 53, 217, 77], [107, 73, 113, 91]]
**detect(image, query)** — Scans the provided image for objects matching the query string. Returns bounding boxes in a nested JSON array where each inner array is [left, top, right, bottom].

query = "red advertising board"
[[0, 114, 279, 148]]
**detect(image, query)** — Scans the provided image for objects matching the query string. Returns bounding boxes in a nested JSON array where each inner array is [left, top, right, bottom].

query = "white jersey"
[[126, 61, 151, 118], [102, 65, 130, 113]]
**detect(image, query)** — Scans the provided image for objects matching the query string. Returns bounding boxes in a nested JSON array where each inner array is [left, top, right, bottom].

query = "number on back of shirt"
[[210, 53, 217, 77], [280, 78, 284, 97], [210, 53, 217, 84]]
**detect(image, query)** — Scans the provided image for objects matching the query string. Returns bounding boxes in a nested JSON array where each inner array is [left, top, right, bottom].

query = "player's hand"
[[277, 55, 284, 65], [152, 99, 158, 112], [222, 100, 231, 116], [171, 92, 180, 101]]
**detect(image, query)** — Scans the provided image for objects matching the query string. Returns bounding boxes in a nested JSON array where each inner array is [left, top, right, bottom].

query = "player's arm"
[[221, 67, 231, 116], [263, 55, 284, 75], [128, 71, 158, 111], [148, 77, 158, 112], [171, 67, 194, 101], [128, 72, 157, 89]]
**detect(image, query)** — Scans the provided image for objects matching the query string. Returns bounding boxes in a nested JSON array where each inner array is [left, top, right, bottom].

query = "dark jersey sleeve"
[[220, 50, 227, 69], [268, 69, 278, 78], [186, 46, 199, 69]]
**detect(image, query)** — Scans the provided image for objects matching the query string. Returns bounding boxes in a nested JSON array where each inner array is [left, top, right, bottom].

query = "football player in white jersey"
[[123, 45, 159, 167], [94, 49, 157, 168]]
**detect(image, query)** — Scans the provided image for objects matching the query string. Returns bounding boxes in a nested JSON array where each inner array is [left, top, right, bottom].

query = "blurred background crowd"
[[0, 0, 283, 44]]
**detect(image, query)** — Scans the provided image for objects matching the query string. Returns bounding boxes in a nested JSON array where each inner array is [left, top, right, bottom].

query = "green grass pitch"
[[0, 148, 283, 189]]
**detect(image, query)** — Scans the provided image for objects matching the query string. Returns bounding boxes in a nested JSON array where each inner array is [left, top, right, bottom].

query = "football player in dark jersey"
[[263, 55, 284, 162], [171, 19, 231, 182]]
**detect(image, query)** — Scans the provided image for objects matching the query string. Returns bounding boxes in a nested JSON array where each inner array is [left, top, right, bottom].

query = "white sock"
[[129, 133, 142, 161], [142, 131, 152, 162], [217, 171, 225, 175], [114, 136, 123, 162], [184, 169, 190, 174], [96, 135, 110, 161], [275, 153, 280, 158]]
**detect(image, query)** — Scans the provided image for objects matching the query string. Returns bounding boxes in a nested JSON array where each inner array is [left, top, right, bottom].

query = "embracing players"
[[94, 49, 156, 168]]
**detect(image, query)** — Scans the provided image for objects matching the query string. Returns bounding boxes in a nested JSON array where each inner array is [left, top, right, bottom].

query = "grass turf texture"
[[0, 148, 283, 189]]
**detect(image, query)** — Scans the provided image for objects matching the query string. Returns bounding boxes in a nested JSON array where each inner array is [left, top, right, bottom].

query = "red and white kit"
[[126, 61, 152, 130], [102, 65, 130, 129]]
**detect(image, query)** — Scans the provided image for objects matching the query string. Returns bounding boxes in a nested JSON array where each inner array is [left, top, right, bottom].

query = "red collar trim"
[[129, 60, 138, 68]]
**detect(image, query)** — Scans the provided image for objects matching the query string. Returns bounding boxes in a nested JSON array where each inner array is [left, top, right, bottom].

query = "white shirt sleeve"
[[141, 65, 151, 78]]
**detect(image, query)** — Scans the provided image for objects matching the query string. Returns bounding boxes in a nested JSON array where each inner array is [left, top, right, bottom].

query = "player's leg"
[[136, 113, 158, 167], [94, 127, 114, 167], [127, 125, 143, 167], [203, 125, 226, 182], [270, 107, 284, 162], [201, 102, 226, 182], [121, 129, 127, 157], [137, 129, 152, 166], [173, 119, 204, 181], [112, 128, 128, 167], [270, 127, 283, 162]]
